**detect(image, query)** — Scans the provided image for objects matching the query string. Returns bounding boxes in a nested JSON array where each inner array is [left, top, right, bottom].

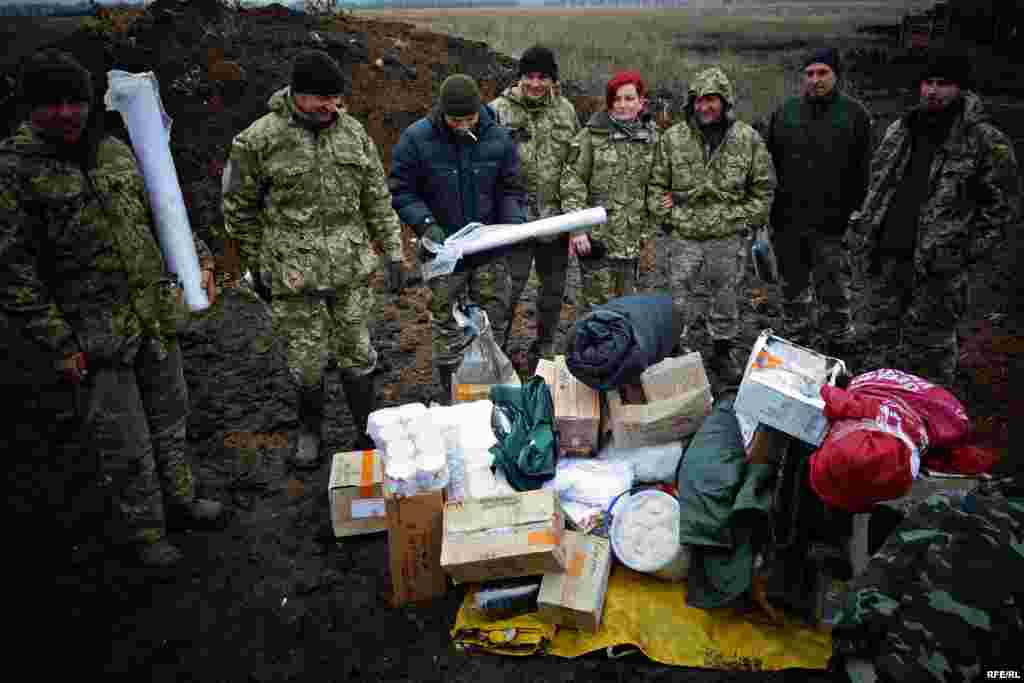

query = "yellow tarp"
[[452, 565, 832, 671]]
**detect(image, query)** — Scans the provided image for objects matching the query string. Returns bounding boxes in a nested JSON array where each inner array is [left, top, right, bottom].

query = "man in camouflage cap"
[[490, 45, 580, 366], [846, 49, 1020, 388], [0, 49, 223, 568], [647, 66, 777, 390], [220, 49, 405, 468]]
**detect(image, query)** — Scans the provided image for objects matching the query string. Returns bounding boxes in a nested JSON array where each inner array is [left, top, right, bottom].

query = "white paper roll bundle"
[[104, 70, 208, 311], [610, 490, 689, 582]]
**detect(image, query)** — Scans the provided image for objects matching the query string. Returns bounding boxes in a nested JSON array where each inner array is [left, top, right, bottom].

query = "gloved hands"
[[58, 350, 88, 385], [418, 223, 446, 262], [385, 257, 405, 294]]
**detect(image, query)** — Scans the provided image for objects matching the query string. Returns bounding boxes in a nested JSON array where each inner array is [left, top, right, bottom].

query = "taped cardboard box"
[[387, 490, 448, 606], [440, 489, 567, 584], [328, 450, 386, 538], [537, 531, 612, 633], [534, 356, 601, 456], [603, 352, 713, 449]]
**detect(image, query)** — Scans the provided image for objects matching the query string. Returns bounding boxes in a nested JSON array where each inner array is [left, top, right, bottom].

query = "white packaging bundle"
[[597, 441, 684, 484], [542, 458, 634, 510], [367, 402, 448, 495], [610, 489, 689, 581]]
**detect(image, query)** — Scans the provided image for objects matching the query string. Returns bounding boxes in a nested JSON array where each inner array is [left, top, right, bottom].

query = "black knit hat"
[[920, 50, 972, 88], [439, 74, 481, 117], [519, 45, 558, 82], [803, 47, 841, 75], [18, 49, 94, 107], [291, 49, 347, 96]]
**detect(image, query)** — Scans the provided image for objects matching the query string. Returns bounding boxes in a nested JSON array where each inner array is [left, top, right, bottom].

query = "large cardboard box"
[[603, 352, 713, 449], [328, 450, 386, 538], [387, 490, 448, 606], [535, 356, 601, 456], [440, 489, 567, 583], [734, 330, 846, 446], [537, 531, 612, 633]]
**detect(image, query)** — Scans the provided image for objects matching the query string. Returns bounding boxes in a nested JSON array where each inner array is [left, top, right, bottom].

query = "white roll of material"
[[610, 490, 689, 582], [104, 70, 208, 311]]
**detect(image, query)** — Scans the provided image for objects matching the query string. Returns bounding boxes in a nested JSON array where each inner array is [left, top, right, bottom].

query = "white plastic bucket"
[[609, 489, 689, 582]]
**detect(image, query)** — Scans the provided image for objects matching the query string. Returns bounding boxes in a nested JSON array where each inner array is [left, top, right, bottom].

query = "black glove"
[[417, 222, 446, 262], [661, 222, 675, 235], [385, 258, 405, 294], [671, 192, 688, 206]]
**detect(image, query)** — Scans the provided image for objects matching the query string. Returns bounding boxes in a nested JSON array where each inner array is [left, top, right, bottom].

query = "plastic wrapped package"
[[451, 305, 520, 403], [610, 489, 689, 581], [597, 442, 684, 484], [469, 577, 542, 621], [543, 458, 634, 510]]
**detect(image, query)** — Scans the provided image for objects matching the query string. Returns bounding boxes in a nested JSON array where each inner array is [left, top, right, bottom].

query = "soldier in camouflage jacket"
[[0, 50, 222, 568], [219, 50, 404, 467], [647, 66, 777, 387], [561, 70, 658, 316], [845, 51, 1020, 388]]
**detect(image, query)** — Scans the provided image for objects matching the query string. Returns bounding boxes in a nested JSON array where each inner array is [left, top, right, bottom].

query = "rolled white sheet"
[[104, 70, 208, 311]]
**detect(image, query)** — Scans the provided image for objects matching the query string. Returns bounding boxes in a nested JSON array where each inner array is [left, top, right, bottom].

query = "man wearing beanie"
[[762, 47, 872, 356], [220, 49, 406, 467], [0, 49, 223, 569], [389, 74, 525, 403], [846, 49, 1020, 389], [491, 45, 580, 367]]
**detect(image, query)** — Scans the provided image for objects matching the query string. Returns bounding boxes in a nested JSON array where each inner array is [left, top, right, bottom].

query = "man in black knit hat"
[[389, 74, 525, 403], [219, 49, 406, 467], [762, 46, 873, 357]]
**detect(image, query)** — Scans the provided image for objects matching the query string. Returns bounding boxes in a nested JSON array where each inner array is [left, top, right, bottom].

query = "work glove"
[[58, 350, 88, 385], [670, 192, 688, 207], [385, 257, 405, 295], [418, 222, 446, 262]]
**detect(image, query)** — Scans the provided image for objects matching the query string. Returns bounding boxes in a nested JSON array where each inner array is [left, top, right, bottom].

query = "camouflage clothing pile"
[[829, 475, 1024, 681], [561, 110, 658, 314]]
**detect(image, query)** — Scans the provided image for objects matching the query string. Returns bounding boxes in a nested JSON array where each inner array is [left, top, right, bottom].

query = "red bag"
[[923, 445, 1000, 475], [810, 385, 928, 513], [847, 369, 969, 449]]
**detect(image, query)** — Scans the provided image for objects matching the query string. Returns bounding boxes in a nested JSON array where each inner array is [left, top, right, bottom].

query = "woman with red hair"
[[560, 70, 659, 315]]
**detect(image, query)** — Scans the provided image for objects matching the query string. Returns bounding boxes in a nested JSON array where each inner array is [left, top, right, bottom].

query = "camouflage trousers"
[[829, 476, 1024, 681], [851, 257, 964, 388], [504, 234, 570, 354], [774, 229, 852, 349], [428, 260, 506, 370], [270, 287, 377, 391], [83, 337, 195, 546], [576, 256, 638, 317], [658, 231, 749, 352]]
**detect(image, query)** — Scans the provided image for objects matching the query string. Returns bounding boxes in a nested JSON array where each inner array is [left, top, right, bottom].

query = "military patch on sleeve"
[[222, 159, 241, 196]]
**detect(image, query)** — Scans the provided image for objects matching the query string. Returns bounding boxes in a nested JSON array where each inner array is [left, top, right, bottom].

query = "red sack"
[[847, 369, 969, 449], [923, 445, 1000, 475], [810, 385, 928, 513]]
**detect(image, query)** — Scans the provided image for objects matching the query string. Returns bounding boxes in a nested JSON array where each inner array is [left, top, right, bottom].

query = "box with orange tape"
[[328, 450, 386, 538], [537, 530, 612, 633], [440, 489, 566, 584]]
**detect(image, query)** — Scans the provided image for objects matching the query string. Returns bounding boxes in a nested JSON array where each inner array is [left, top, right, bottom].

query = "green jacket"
[[560, 110, 659, 259], [219, 86, 403, 296], [490, 84, 579, 218], [0, 124, 210, 364], [647, 67, 777, 240]]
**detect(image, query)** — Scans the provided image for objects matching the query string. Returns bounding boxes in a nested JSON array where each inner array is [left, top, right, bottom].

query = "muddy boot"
[[136, 539, 184, 568], [167, 498, 225, 530], [342, 371, 377, 450], [293, 382, 325, 470]]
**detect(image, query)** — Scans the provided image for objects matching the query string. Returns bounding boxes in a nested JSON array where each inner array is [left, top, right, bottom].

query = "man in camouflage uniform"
[[0, 50, 222, 568], [389, 74, 525, 403], [647, 67, 777, 388], [561, 69, 658, 315], [846, 51, 1020, 388], [220, 50, 404, 467], [763, 47, 873, 354], [490, 45, 579, 362], [829, 475, 1024, 681]]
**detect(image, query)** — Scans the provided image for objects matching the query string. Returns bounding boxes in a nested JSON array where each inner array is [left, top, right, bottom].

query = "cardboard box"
[[440, 489, 566, 584], [603, 352, 713, 449], [534, 356, 601, 456], [387, 490, 448, 606], [328, 450, 387, 538], [537, 531, 612, 633], [734, 330, 846, 446]]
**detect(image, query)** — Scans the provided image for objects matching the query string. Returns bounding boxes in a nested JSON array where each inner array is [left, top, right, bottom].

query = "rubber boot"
[[293, 381, 325, 469], [342, 371, 377, 451], [166, 498, 225, 530], [136, 539, 184, 568], [436, 364, 456, 406]]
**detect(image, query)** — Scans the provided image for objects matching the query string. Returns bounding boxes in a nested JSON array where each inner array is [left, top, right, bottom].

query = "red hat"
[[606, 70, 647, 112]]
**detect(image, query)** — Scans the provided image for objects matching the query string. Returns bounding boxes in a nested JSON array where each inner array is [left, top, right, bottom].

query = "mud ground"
[[2, 4, 1021, 680]]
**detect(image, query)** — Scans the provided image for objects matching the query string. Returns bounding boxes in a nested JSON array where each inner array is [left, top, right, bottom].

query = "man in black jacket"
[[389, 74, 526, 402], [763, 48, 872, 356]]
